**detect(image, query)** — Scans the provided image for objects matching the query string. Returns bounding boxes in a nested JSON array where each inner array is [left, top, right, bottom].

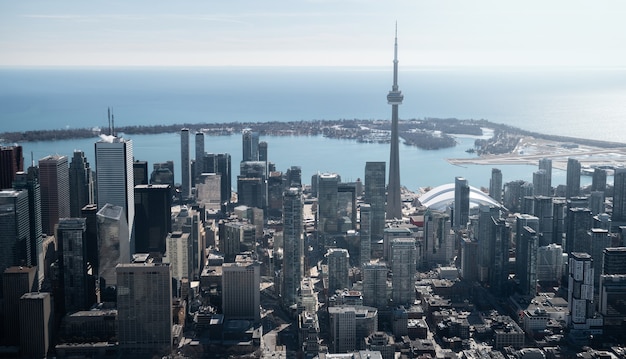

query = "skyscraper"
[[69, 150, 95, 218], [19, 292, 52, 358], [39, 154, 70, 235], [327, 248, 350, 294], [365, 162, 386, 239], [180, 128, 191, 199], [97, 203, 129, 289], [13, 169, 43, 284], [222, 254, 261, 322], [454, 177, 470, 229], [195, 131, 205, 181], [318, 173, 340, 234], [2, 266, 36, 345], [566, 158, 581, 198], [0, 145, 23, 189], [282, 187, 304, 308], [538, 158, 552, 194], [592, 168, 607, 192], [242, 129, 259, 162], [134, 184, 172, 255], [117, 263, 173, 357], [362, 261, 387, 309], [258, 140, 268, 162], [386, 26, 403, 220], [390, 238, 416, 305], [359, 204, 372, 265], [95, 134, 135, 248], [489, 168, 503, 202], [612, 168, 626, 222], [132, 160, 149, 186], [57, 217, 94, 313], [0, 190, 31, 275]]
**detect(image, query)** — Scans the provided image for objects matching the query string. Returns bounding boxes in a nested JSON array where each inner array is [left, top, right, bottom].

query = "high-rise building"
[[359, 204, 372, 265], [567, 252, 602, 339], [81, 203, 99, 282], [221, 221, 256, 262], [603, 247, 626, 275], [196, 173, 222, 211], [134, 184, 172, 255], [68, 150, 94, 217], [258, 141, 268, 162], [181, 128, 191, 199], [598, 274, 626, 325], [424, 210, 454, 268], [592, 168, 607, 192], [454, 177, 470, 229], [565, 207, 592, 254], [362, 261, 387, 309], [2, 266, 36, 345], [365, 162, 386, 240], [0, 145, 23, 189], [222, 254, 261, 322], [327, 248, 350, 294], [267, 171, 284, 219], [566, 158, 581, 199], [165, 231, 191, 283], [328, 306, 378, 354], [612, 168, 626, 223], [503, 180, 533, 213], [204, 153, 232, 205], [538, 158, 552, 192], [39, 154, 70, 235], [533, 196, 554, 246], [117, 263, 173, 357], [96, 203, 129, 289], [386, 28, 403, 221], [282, 187, 304, 308], [390, 238, 416, 305], [195, 131, 205, 181], [13, 169, 43, 285], [460, 237, 478, 282], [537, 243, 563, 284], [57, 218, 95, 313], [132, 160, 149, 187], [590, 228, 611, 289], [19, 292, 52, 358], [0, 190, 31, 276], [489, 168, 503, 202], [150, 161, 175, 189], [242, 129, 260, 162], [286, 165, 302, 188], [172, 205, 206, 281], [318, 173, 340, 234], [95, 134, 134, 246], [532, 169, 551, 197]]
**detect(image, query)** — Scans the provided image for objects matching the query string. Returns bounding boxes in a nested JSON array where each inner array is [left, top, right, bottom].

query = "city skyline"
[[1, 1, 626, 67]]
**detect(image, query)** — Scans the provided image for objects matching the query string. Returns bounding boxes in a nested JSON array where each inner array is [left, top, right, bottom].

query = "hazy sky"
[[1, 0, 625, 67]]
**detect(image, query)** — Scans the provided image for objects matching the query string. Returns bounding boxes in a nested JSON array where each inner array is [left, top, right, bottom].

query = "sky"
[[1, 0, 625, 67]]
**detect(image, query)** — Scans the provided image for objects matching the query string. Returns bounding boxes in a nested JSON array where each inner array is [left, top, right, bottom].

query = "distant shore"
[[1, 118, 624, 155]]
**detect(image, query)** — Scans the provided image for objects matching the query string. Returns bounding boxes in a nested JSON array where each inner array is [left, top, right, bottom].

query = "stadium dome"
[[418, 183, 501, 212]]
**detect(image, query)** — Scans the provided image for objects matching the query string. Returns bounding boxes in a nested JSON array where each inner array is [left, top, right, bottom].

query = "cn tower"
[[386, 24, 403, 219]]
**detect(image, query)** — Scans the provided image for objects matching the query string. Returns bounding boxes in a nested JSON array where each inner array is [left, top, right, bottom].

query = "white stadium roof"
[[418, 183, 501, 211]]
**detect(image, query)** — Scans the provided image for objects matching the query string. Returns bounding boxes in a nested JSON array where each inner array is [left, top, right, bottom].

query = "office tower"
[[603, 247, 626, 274], [592, 168, 607, 192], [359, 204, 372, 265], [13, 169, 43, 284], [0, 190, 31, 276], [590, 191, 605, 216], [567, 252, 601, 339], [39, 154, 70, 235], [565, 207, 592, 254], [590, 228, 611, 289], [327, 248, 350, 293], [598, 274, 626, 325], [454, 177, 470, 229], [366, 332, 395, 359], [57, 218, 95, 313], [552, 198, 567, 245], [258, 141, 268, 162], [533, 196, 554, 246], [81, 204, 99, 280], [196, 173, 222, 211], [328, 306, 378, 354], [503, 180, 533, 213], [390, 238, 416, 305], [150, 161, 175, 189], [69, 150, 95, 217], [96, 203, 129, 289], [171, 205, 205, 281], [222, 254, 261, 322], [460, 237, 478, 282], [476, 205, 498, 282], [242, 129, 260, 162], [338, 183, 358, 232], [489, 168, 503, 202], [424, 210, 454, 268], [165, 231, 191, 284], [180, 128, 191, 199], [0, 145, 23, 189], [195, 131, 205, 181], [221, 221, 256, 262], [19, 292, 52, 358], [517, 225, 539, 296], [364, 162, 386, 239], [613, 168, 626, 222], [538, 158, 552, 192], [282, 187, 304, 308], [318, 173, 340, 234], [117, 263, 173, 357], [566, 158, 581, 198], [95, 134, 135, 247], [267, 171, 284, 219], [3, 266, 36, 345], [132, 160, 148, 187], [533, 169, 551, 197], [204, 153, 232, 205], [362, 261, 387, 309], [536, 244, 563, 284], [489, 218, 510, 296], [134, 184, 172, 255], [386, 28, 403, 221], [286, 165, 302, 188]]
